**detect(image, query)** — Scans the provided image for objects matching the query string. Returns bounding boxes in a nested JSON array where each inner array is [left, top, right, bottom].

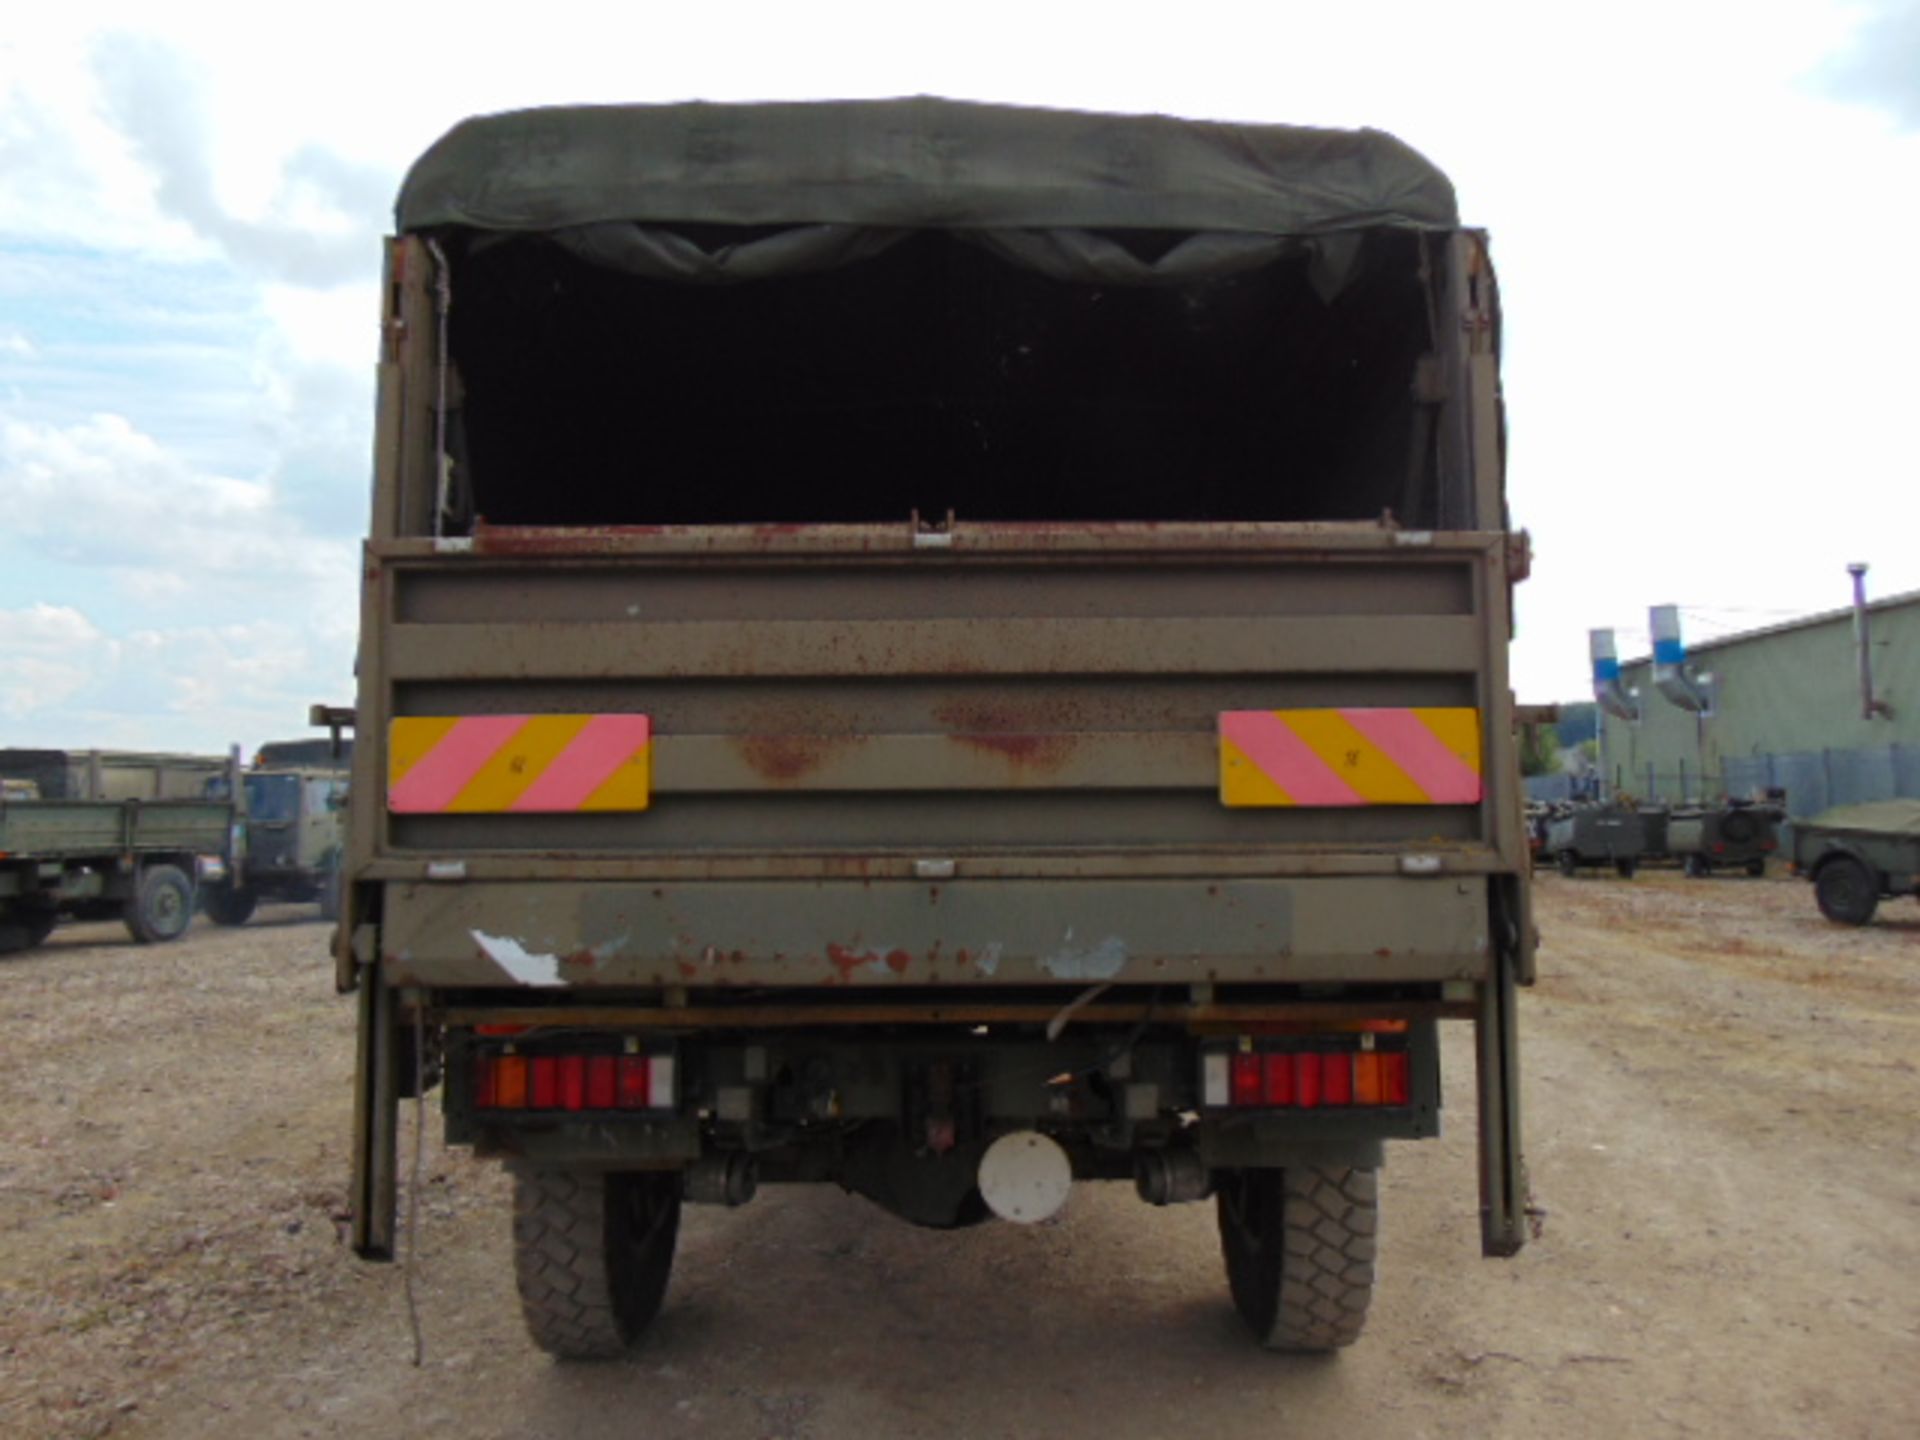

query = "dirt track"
[[2, 875, 1916, 1439]]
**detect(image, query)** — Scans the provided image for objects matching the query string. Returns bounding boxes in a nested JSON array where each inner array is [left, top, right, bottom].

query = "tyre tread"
[[1267, 1166, 1378, 1351]]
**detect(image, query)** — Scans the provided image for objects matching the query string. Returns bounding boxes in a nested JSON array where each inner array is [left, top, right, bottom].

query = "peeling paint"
[[472, 930, 565, 987], [1040, 935, 1129, 980]]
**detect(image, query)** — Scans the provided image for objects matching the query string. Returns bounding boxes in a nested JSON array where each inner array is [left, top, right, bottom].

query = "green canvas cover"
[[1806, 800, 1920, 836], [397, 96, 1457, 238]]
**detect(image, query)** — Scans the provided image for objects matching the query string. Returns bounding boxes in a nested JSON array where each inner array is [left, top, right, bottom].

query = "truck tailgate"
[[355, 522, 1519, 990]]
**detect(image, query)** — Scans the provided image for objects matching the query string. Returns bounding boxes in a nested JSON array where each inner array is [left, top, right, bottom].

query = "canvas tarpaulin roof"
[[398, 97, 1458, 235], [396, 98, 1457, 290]]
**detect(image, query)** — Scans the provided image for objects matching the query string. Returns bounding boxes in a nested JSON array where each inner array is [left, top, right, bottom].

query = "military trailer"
[[0, 749, 239, 952], [338, 99, 1534, 1359], [1790, 800, 1920, 925], [201, 751, 349, 926], [1667, 802, 1780, 878], [1545, 804, 1653, 877]]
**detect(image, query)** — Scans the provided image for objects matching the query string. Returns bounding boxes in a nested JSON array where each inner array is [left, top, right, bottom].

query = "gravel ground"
[[1, 874, 1916, 1439]]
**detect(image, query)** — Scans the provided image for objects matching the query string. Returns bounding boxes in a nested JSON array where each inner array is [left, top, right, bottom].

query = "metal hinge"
[[1505, 530, 1532, 582]]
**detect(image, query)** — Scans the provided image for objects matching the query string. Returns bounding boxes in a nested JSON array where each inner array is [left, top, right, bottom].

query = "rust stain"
[[736, 733, 852, 783], [952, 731, 1076, 770], [884, 949, 911, 975], [934, 698, 1083, 772], [676, 961, 698, 979], [827, 943, 877, 982]]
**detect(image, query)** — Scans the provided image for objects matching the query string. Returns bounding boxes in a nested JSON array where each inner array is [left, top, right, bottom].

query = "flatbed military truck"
[[0, 749, 238, 952], [338, 99, 1534, 1359], [200, 743, 350, 925]]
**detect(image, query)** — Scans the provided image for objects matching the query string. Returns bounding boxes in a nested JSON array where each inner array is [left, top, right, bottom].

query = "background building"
[[1598, 588, 1918, 815]]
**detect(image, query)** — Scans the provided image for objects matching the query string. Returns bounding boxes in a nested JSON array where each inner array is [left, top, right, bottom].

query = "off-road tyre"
[[1217, 1166, 1377, 1352], [1683, 854, 1709, 879], [123, 865, 195, 944], [1615, 858, 1637, 879], [1814, 857, 1879, 927], [202, 883, 258, 927], [1556, 850, 1577, 878], [513, 1168, 681, 1360]]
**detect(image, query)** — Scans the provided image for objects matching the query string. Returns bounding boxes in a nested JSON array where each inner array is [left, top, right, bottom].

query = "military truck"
[[201, 748, 349, 926], [1790, 800, 1920, 925], [0, 748, 238, 952], [337, 99, 1534, 1359]]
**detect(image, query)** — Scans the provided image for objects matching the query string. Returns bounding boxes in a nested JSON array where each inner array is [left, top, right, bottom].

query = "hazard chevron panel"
[[388, 715, 651, 813], [1219, 708, 1482, 807]]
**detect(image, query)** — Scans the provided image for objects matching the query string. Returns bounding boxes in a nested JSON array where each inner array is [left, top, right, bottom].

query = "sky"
[[2, 1, 1916, 752]]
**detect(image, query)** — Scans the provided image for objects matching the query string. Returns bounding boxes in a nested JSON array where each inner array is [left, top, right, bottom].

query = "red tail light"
[[472, 1045, 669, 1113], [1382, 1052, 1410, 1105], [1263, 1054, 1292, 1106], [558, 1055, 587, 1111], [1230, 1054, 1262, 1106], [1320, 1052, 1353, 1106], [587, 1055, 617, 1109], [1293, 1053, 1321, 1108], [529, 1057, 558, 1109], [617, 1055, 651, 1109], [1206, 1042, 1413, 1110]]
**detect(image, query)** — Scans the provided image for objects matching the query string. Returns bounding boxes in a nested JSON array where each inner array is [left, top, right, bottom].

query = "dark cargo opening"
[[444, 227, 1454, 530]]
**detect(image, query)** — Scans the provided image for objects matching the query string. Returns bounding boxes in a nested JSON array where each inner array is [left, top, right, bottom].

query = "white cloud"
[[0, 412, 354, 588], [0, 603, 344, 749], [0, 603, 115, 719]]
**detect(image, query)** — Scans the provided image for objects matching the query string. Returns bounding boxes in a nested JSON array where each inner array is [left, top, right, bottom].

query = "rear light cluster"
[[473, 1050, 676, 1113], [1204, 1047, 1410, 1109]]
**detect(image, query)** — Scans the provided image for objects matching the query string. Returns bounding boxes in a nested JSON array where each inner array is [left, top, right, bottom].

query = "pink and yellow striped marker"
[[1219, 708, 1481, 807], [388, 714, 652, 813]]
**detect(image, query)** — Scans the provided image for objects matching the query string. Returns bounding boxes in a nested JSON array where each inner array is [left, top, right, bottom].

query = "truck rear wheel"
[[202, 883, 258, 927], [513, 1168, 681, 1360], [1217, 1165, 1377, 1352], [124, 865, 195, 944], [1814, 857, 1879, 926]]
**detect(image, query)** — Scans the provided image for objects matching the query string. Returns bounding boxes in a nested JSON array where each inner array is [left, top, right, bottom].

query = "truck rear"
[[0, 748, 239, 951], [339, 99, 1534, 1358]]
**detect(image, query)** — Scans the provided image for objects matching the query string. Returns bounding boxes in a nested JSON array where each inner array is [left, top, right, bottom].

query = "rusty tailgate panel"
[[358, 523, 1518, 985], [380, 875, 1488, 989]]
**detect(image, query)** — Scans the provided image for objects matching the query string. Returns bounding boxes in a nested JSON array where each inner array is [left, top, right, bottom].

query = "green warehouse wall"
[[1599, 593, 1919, 807]]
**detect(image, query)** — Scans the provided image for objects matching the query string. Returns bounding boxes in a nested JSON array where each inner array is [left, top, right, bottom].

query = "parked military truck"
[[201, 749, 349, 926], [0, 748, 238, 952], [1791, 800, 1920, 925], [338, 99, 1534, 1359]]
